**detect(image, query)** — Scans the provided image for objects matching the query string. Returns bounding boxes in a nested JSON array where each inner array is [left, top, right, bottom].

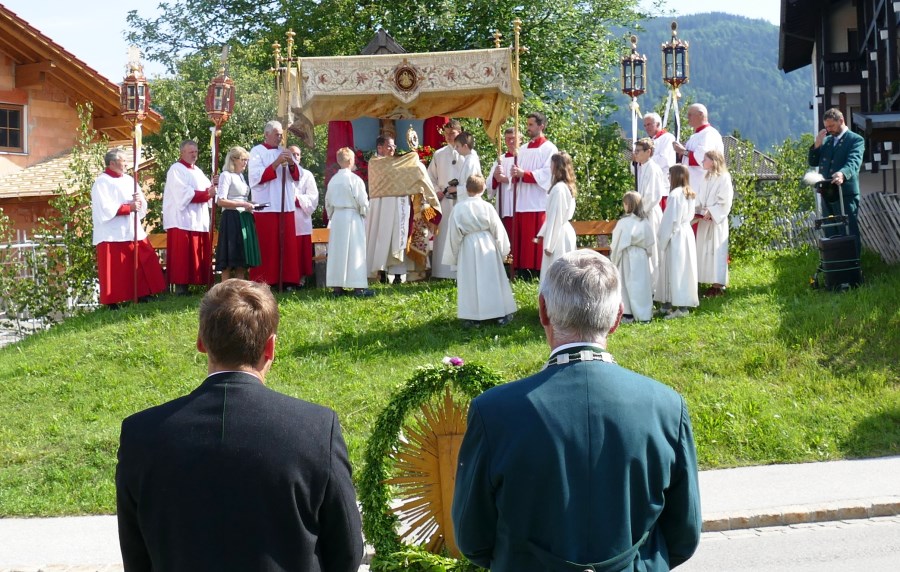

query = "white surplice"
[[656, 186, 698, 307], [487, 152, 515, 218], [324, 168, 369, 289], [610, 213, 656, 322], [162, 161, 212, 231], [293, 168, 319, 237], [535, 181, 576, 282], [637, 159, 666, 289], [696, 172, 734, 285], [443, 195, 517, 321], [681, 124, 724, 192], [428, 144, 461, 278], [651, 129, 677, 193], [92, 171, 149, 244]]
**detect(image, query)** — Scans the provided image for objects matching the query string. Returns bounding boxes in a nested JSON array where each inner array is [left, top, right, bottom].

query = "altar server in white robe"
[[643, 113, 676, 209], [443, 174, 517, 325], [535, 152, 576, 282], [428, 120, 463, 279], [610, 192, 656, 323], [633, 138, 665, 289], [290, 146, 319, 283], [656, 165, 699, 318], [325, 147, 372, 296], [162, 140, 214, 293], [365, 136, 412, 284], [487, 127, 520, 238], [695, 149, 734, 297], [673, 104, 724, 193], [510, 112, 558, 275], [453, 131, 483, 195]]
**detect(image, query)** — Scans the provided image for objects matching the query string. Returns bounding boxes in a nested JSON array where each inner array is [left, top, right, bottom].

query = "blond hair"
[[669, 164, 695, 199], [336, 147, 354, 167], [704, 149, 728, 179], [223, 146, 249, 173], [466, 174, 486, 195]]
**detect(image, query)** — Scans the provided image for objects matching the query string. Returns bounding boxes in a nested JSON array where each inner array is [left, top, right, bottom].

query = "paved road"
[[680, 516, 900, 571]]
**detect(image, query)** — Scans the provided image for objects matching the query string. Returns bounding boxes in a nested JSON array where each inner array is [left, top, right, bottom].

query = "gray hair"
[[539, 250, 621, 341], [264, 120, 283, 136], [688, 103, 708, 120], [104, 148, 126, 167], [179, 140, 198, 152], [643, 112, 662, 126]]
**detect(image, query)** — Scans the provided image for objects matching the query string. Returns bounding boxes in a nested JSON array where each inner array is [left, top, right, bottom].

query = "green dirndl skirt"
[[239, 210, 261, 267]]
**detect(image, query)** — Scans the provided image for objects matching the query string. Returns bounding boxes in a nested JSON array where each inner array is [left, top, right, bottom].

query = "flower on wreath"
[[415, 145, 436, 165], [442, 356, 464, 367]]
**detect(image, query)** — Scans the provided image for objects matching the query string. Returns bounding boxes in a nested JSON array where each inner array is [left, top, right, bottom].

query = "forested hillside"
[[610, 13, 812, 150]]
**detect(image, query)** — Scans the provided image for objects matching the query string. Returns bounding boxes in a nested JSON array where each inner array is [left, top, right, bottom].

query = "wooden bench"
[[572, 220, 617, 256], [311, 228, 329, 262]]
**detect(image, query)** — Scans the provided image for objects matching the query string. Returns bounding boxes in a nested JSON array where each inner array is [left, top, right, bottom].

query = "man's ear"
[[263, 333, 276, 361], [608, 302, 625, 335], [196, 334, 207, 354], [538, 294, 551, 327]]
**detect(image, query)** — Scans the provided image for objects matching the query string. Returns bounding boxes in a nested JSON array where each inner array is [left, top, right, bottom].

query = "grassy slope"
[[1, 247, 898, 516]]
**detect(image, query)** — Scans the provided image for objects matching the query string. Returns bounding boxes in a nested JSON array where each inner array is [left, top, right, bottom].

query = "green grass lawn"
[[1, 247, 898, 516]]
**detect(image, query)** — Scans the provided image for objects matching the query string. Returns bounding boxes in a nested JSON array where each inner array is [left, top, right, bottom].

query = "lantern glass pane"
[[214, 85, 224, 111], [126, 84, 137, 111]]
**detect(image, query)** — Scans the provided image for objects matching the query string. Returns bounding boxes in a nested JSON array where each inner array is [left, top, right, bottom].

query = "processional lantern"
[[660, 21, 690, 140], [120, 46, 150, 304], [620, 35, 647, 98], [205, 48, 236, 130], [120, 47, 150, 124]]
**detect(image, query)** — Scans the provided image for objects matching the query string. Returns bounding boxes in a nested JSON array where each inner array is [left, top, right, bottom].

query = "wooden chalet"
[[0, 3, 162, 238]]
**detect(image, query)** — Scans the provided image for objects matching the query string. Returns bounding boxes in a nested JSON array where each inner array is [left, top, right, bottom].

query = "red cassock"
[[250, 213, 301, 285], [165, 229, 211, 285], [296, 234, 313, 278], [97, 239, 166, 304]]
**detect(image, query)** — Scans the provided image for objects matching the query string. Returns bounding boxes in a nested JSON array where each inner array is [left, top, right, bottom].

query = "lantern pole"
[[509, 18, 524, 282], [621, 35, 646, 194], [661, 21, 690, 141], [120, 47, 150, 304], [205, 47, 236, 288]]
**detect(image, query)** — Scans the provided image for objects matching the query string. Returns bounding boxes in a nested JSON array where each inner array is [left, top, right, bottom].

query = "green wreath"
[[359, 360, 502, 571]]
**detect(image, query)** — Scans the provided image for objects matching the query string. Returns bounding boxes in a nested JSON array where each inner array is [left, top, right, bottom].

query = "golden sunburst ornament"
[[384, 386, 469, 556]]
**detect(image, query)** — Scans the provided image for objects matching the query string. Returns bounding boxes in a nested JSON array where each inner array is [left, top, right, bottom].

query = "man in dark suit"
[[808, 107, 866, 254], [116, 279, 362, 571], [452, 250, 701, 571]]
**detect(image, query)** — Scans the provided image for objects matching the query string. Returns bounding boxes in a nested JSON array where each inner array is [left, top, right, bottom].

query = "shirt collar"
[[549, 341, 606, 360], [104, 168, 123, 178], [528, 136, 548, 148], [178, 159, 194, 169]]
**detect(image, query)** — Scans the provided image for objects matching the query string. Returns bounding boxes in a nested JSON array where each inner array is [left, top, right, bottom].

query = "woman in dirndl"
[[215, 146, 261, 280]]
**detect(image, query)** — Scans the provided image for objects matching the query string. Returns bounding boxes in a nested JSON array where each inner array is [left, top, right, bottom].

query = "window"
[[0, 104, 25, 153]]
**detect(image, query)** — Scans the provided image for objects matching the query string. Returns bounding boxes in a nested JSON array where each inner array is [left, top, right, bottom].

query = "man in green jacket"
[[808, 107, 866, 255], [452, 250, 701, 571]]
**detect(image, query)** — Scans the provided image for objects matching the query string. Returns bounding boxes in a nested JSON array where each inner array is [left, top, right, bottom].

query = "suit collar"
[[202, 370, 264, 386], [549, 342, 606, 360]]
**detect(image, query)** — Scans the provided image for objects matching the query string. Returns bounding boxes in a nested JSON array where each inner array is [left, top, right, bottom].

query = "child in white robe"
[[535, 152, 577, 281], [325, 147, 373, 297], [656, 164, 699, 318], [453, 131, 483, 198], [443, 174, 517, 326], [610, 191, 656, 323], [695, 149, 734, 297]]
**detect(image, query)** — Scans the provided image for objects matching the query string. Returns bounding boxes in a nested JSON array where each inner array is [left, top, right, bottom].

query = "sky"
[[3, 0, 781, 82]]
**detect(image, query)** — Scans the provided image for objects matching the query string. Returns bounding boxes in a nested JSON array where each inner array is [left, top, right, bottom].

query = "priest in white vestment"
[[365, 136, 412, 283], [428, 120, 463, 279], [610, 192, 656, 323], [325, 148, 370, 295], [643, 112, 676, 209], [510, 112, 558, 275], [249, 120, 302, 288], [695, 150, 734, 295], [673, 104, 724, 193], [162, 140, 214, 292], [487, 127, 519, 238], [443, 174, 517, 324]]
